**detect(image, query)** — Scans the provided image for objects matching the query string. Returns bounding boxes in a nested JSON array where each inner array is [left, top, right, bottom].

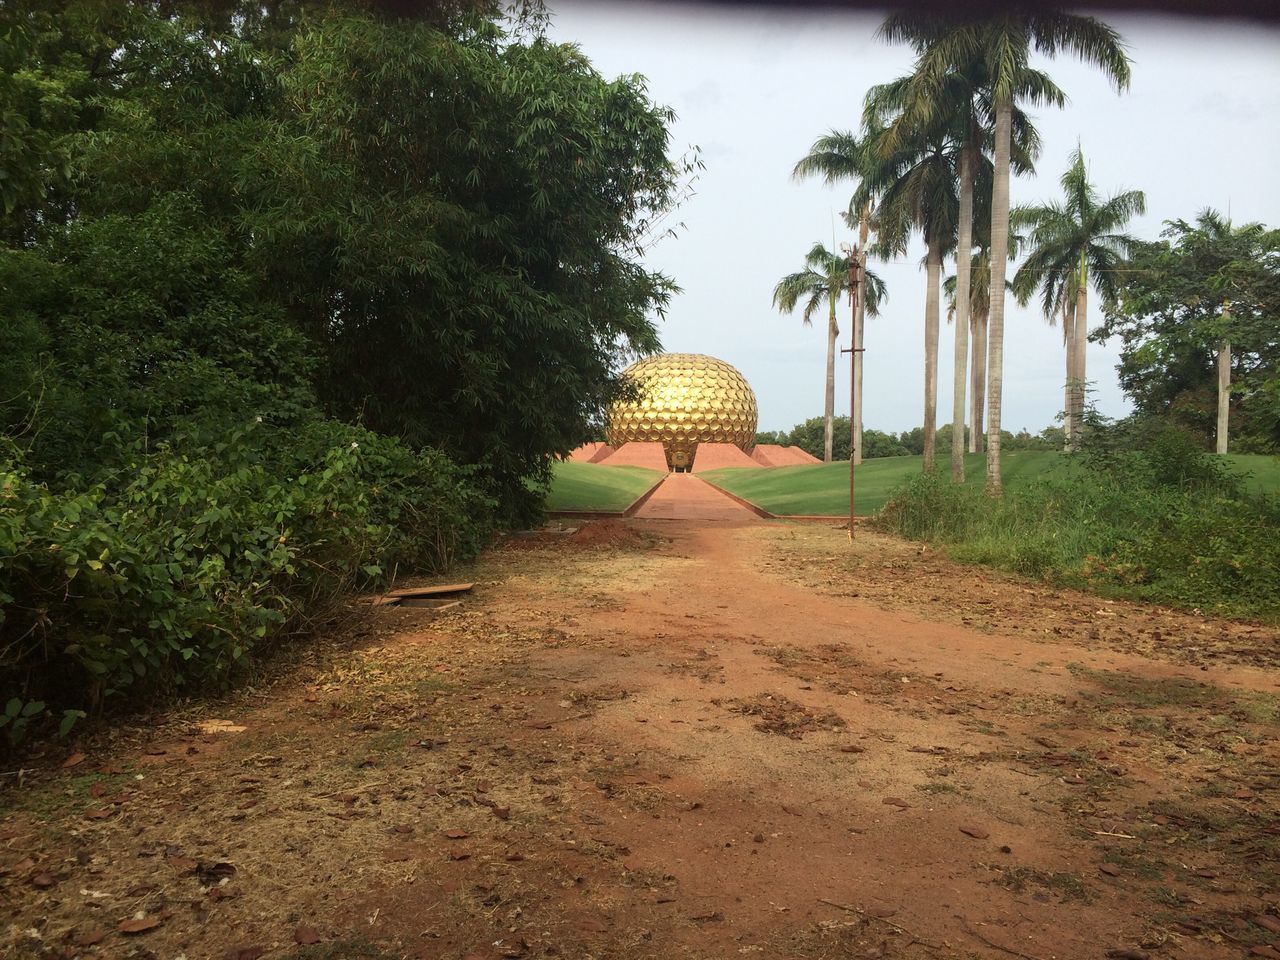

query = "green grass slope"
[[703, 451, 1279, 517], [546, 460, 664, 512], [701, 452, 1061, 516], [1225, 454, 1280, 496]]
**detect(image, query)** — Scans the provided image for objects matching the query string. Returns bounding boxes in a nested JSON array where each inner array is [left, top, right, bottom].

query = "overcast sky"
[[546, 3, 1280, 434]]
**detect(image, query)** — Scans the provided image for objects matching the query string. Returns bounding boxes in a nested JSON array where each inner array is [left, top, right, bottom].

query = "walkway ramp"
[[634, 474, 759, 521], [601, 441, 668, 471], [692, 443, 761, 472]]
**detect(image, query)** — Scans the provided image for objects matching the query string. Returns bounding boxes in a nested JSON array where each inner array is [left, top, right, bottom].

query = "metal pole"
[[841, 252, 863, 540]]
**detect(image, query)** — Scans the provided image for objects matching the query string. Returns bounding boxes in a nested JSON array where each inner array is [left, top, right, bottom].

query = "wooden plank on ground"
[[384, 582, 474, 599]]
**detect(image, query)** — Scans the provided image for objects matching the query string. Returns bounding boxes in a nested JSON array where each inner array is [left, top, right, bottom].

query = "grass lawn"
[[702, 451, 1280, 516], [546, 460, 664, 512], [1225, 453, 1280, 495]]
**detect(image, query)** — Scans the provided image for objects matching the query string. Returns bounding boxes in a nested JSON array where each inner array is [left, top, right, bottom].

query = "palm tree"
[[944, 247, 1007, 455], [888, 11, 1131, 493], [792, 131, 884, 464], [1012, 145, 1145, 450], [871, 32, 1060, 482], [773, 243, 885, 462], [858, 89, 961, 473]]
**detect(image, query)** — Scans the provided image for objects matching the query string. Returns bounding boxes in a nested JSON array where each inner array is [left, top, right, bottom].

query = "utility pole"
[[840, 248, 864, 540]]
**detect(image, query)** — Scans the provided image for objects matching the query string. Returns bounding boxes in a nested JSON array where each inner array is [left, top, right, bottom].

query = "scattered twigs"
[[313, 780, 387, 800], [816, 898, 943, 951], [1093, 830, 1137, 839], [962, 921, 1049, 960]]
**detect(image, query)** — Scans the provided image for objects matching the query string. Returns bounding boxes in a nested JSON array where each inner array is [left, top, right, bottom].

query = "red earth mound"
[[753, 444, 820, 466], [600, 441, 668, 471], [691, 443, 761, 472], [501, 519, 653, 550], [568, 442, 605, 462], [568, 518, 652, 548]]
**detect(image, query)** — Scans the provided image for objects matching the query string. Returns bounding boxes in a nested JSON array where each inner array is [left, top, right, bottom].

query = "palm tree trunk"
[[823, 293, 837, 463], [985, 97, 1012, 495], [923, 232, 942, 472], [1216, 339, 1231, 455], [968, 323, 978, 455], [854, 205, 871, 466], [971, 307, 986, 454], [950, 145, 974, 483], [1071, 272, 1088, 443], [853, 267, 865, 465], [1062, 299, 1076, 450]]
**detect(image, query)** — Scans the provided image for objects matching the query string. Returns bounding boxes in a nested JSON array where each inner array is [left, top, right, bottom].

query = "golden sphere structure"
[[606, 353, 758, 471]]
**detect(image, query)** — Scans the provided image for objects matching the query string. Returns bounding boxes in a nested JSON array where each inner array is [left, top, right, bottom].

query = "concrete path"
[[632, 473, 759, 521]]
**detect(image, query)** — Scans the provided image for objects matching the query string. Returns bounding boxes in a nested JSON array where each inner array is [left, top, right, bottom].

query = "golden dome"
[[606, 353, 758, 470]]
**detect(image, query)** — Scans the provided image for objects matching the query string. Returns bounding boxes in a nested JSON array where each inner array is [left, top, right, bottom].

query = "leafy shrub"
[[0, 420, 494, 745], [876, 444, 1280, 619]]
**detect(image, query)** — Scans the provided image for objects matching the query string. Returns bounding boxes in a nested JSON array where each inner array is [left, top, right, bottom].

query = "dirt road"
[[4, 519, 1279, 960]]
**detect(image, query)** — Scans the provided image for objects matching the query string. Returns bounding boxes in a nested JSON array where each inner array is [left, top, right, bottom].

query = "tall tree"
[[1012, 145, 1144, 450], [772, 243, 885, 461], [892, 11, 1131, 493], [858, 91, 959, 473], [944, 247, 1010, 454], [792, 131, 883, 463], [1098, 210, 1280, 451], [0, 1, 687, 521], [873, 26, 1059, 480]]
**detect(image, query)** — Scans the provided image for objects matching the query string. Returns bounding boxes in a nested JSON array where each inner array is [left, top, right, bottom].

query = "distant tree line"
[[757, 419, 1063, 462]]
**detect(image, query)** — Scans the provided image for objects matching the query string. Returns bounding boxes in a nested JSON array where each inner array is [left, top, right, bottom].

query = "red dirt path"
[[3, 521, 1278, 960]]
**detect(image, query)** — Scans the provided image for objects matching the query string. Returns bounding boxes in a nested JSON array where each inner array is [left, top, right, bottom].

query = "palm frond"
[[1030, 12, 1132, 92], [772, 270, 824, 321], [792, 131, 864, 185], [1093, 187, 1146, 232]]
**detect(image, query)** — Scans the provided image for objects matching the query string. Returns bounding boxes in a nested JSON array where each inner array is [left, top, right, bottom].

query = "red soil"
[[568, 442, 605, 463], [5, 522, 1278, 960], [753, 444, 820, 466], [599, 441, 668, 471], [691, 443, 761, 472]]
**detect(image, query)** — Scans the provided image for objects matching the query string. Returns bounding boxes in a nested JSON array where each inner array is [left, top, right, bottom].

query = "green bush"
[[875, 440, 1280, 619], [0, 420, 494, 744]]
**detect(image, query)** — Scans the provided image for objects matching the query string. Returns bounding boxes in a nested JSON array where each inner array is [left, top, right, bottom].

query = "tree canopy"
[[1098, 211, 1280, 451], [1, 0, 686, 518]]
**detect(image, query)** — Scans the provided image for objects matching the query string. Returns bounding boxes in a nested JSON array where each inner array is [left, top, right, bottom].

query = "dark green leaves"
[[1098, 212, 1280, 449]]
